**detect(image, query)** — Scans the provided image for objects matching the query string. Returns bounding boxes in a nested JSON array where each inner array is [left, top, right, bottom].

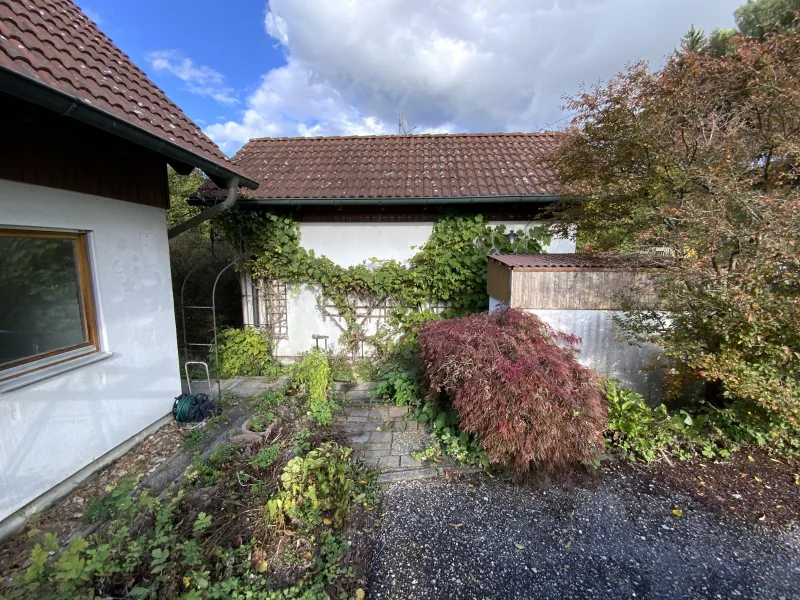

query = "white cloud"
[[147, 50, 239, 105], [206, 0, 740, 152], [206, 60, 425, 152]]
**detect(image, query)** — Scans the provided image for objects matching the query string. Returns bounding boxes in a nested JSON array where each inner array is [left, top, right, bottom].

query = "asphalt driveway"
[[368, 465, 800, 599]]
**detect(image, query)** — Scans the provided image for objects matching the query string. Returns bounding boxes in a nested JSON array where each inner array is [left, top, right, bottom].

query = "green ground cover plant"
[[606, 379, 800, 461]]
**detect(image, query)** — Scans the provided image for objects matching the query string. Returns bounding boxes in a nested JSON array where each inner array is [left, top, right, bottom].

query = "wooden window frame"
[[0, 228, 99, 380]]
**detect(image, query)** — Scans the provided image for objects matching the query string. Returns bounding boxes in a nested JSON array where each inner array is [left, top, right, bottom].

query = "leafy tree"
[[735, 0, 800, 39], [678, 25, 709, 54], [706, 27, 738, 56], [677, 0, 799, 56], [549, 26, 800, 429], [166, 166, 205, 229]]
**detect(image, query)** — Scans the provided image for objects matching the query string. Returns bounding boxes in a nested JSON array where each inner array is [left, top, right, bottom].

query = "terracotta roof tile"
[[0, 0, 252, 184], [201, 132, 560, 200]]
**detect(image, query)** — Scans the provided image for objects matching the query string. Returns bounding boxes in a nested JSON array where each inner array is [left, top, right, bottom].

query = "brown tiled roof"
[[0, 0, 255, 187], [200, 132, 560, 200], [490, 254, 665, 269]]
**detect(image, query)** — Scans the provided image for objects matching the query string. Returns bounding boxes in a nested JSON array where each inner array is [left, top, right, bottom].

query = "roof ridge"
[[249, 131, 561, 142]]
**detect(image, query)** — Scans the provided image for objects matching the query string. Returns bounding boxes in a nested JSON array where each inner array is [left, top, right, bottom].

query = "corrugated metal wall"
[[529, 309, 664, 403]]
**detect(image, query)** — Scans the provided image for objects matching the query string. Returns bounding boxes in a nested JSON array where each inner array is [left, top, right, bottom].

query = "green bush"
[[267, 443, 359, 530], [413, 402, 487, 467], [248, 412, 277, 433], [373, 368, 421, 407], [605, 380, 732, 461], [215, 327, 278, 378], [249, 444, 280, 470], [293, 350, 334, 425], [325, 349, 355, 383]]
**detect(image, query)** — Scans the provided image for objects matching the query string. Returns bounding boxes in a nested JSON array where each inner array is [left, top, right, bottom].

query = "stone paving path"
[[333, 382, 458, 483]]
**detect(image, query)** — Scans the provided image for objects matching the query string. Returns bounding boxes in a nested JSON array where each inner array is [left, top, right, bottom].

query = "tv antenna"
[[398, 112, 416, 135]]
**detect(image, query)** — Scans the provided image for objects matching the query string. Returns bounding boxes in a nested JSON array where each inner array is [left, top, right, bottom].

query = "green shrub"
[[413, 402, 487, 467], [248, 412, 277, 433], [215, 327, 279, 378], [373, 368, 421, 407], [325, 349, 355, 383], [606, 380, 679, 461], [250, 444, 280, 470], [182, 428, 206, 450], [267, 443, 359, 530], [253, 387, 287, 412], [605, 380, 732, 461], [83, 477, 138, 523], [293, 350, 334, 425], [713, 400, 800, 455]]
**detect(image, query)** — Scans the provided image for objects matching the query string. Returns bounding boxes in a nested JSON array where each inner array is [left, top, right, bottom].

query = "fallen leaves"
[[514, 542, 525, 550], [672, 509, 683, 517]]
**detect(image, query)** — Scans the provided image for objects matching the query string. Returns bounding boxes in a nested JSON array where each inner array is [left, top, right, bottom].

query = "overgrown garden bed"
[[0, 351, 381, 600]]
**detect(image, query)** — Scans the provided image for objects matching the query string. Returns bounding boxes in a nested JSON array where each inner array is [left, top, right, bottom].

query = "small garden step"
[[335, 386, 465, 483]]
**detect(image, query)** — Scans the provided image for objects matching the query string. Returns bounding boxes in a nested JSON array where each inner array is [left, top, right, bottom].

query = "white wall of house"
[[489, 298, 664, 403], [251, 221, 575, 357], [0, 179, 180, 522]]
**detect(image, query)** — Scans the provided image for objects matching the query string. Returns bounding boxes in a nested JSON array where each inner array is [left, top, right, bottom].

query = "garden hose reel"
[[175, 361, 222, 426]]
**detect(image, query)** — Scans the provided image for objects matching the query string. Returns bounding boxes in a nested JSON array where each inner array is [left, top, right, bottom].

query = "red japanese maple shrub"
[[419, 308, 607, 474]]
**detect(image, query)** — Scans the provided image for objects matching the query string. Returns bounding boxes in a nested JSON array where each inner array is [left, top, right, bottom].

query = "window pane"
[[0, 235, 87, 366]]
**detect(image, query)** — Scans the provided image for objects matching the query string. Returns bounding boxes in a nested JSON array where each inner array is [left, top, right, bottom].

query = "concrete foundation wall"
[[252, 221, 575, 357], [0, 179, 180, 522]]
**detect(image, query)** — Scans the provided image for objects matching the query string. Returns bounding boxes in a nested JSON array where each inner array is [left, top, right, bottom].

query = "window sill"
[[0, 352, 114, 393]]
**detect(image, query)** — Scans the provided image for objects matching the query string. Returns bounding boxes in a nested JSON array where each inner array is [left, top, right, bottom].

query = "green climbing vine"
[[221, 211, 551, 352]]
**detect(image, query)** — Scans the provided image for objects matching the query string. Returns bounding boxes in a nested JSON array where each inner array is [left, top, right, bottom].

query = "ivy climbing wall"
[[234, 216, 575, 358]]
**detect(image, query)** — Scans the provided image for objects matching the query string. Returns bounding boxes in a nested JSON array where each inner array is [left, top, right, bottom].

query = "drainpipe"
[[168, 177, 240, 239]]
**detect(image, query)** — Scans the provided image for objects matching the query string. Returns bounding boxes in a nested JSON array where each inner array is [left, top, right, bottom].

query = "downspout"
[[168, 177, 240, 238]]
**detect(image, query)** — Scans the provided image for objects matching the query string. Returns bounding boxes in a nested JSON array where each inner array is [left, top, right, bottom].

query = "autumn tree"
[[549, 26, 800, 436]]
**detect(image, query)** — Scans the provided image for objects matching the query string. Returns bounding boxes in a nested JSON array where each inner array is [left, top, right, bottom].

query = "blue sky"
[[76, 1, 740, 156], [75, 0, 281, 127]]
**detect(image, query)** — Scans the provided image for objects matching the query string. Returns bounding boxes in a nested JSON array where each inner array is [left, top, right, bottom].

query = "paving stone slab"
[[376, 468, 440, 484], [370, 431, 394, 443], [365, 449, 391, 460], [400, 455, 422, 468], [377, 456, 401, 468], [390, 431, 431, 456], [365, 441, 391, 451]]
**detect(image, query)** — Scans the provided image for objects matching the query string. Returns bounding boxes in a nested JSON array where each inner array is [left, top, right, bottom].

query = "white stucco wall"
[[261, 221, 574, 357], [0, 179, 180, 522]]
